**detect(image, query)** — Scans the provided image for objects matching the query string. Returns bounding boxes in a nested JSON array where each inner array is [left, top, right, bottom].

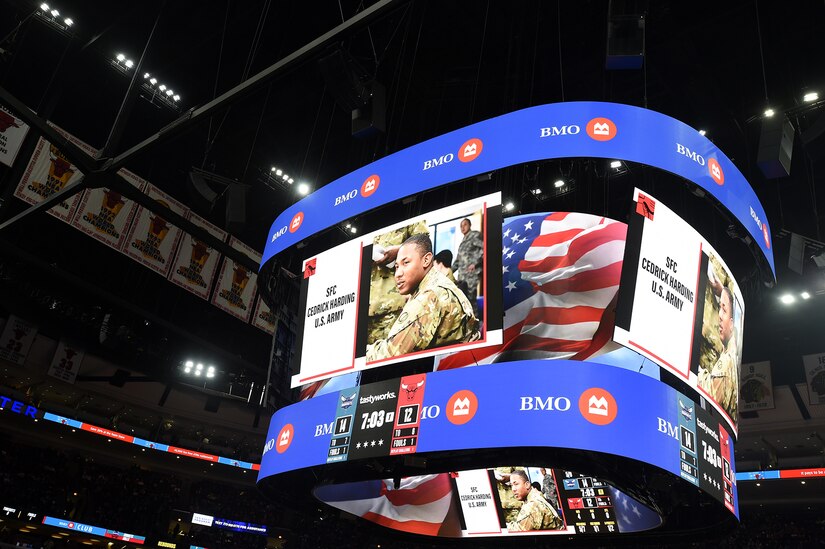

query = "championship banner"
[[614, 189, 744, 435], [0, 316, 38, 366], [14, 125, 98, 223], [211, 237, 260, 322], [123, 183, 188, 277], [168, 212, 227, 300], [251, 296, 277, 335], [46, 339, 85, 384], [739, 361, 774, 412], [0, 104, 30, 168], [70, 169, 146, 250], [802, 353, 825, 406]]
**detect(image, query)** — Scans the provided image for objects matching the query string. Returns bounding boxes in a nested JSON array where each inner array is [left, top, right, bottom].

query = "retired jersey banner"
[[251, 296, 277, 335], [46, 339, 85, 384], [168, 212, 227, 300], [14, 125, 97, 222], [0, 104, 30, 167], [123, 183, 188, 277], [0, 316, 38, 366], [802, 353, 825, 406], [71, 169, 146, 250], [211, 237, 260, 322], [739, 361, 774, 412]]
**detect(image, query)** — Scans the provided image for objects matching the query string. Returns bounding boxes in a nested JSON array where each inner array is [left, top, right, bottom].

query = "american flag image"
[[314, 473, 456, 536], [437, 212, 627, 370]]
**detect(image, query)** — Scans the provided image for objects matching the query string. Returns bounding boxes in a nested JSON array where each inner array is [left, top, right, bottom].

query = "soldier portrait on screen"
[[696, 253, 743, 421]]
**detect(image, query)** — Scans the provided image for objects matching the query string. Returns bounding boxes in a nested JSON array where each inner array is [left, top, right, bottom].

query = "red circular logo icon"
[[458, 138, 484, 162], [289, 212, 304, 233], [578, 388, 618, 425], [586, 118, 617, 141], [446, 390, 478, 425], [276, 423, 294, 453], [360, 175, 380, 197], [708, 158, 724, 185], [763, 223, 771, 249]]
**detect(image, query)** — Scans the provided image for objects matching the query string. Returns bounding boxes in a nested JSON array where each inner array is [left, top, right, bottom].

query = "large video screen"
[[291, 193, 503, 388], [614, 188, 744, 433]]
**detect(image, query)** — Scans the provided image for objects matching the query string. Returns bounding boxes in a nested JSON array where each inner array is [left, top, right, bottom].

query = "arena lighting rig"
[[256, 101, 776, 540]]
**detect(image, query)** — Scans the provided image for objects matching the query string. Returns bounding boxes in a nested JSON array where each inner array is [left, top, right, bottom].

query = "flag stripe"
[[523, 305, 607, 326], [521, 224, 626, 274], [533, 262, 623, 295], [380, 475, 453, 506]]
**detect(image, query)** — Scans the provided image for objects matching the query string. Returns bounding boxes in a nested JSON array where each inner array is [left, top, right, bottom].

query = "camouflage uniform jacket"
[[366, 268, 479, 361], [452, 230, 483, 289], [507, 488, 563, 532], [702, 338, 739, 419]]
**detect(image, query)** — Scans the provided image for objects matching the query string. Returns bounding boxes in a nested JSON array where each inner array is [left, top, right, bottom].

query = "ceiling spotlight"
[[50, 9, 59, 17], [345, 223, 351, 229], [532, 188, 542, 195], [158, 84, 166, 91], [698, 130, 706, 136], [173, 94, 180, 102], [40, 3, 49, 11], [194, 370, 201, 377], [803, 92, 819, 103], [116, 53, 125, 62], [504, 202, 515, 212], [270, 167, 276, 172], [350, 226, 357, 234], [610, 160, 622, 168], [801, 291, 811, 300], [165, 89, 173, 96], [124, 59, 134, 68], [275, 169, 283, 176], [206, 372, 215, 379], [207, 366, 215, 373], [185, 360, 194, 368], [282, 174, 289, 181], [297, 183, 310, 195], [143, 73, 150, 79], [764, 108, 775, 118], [288, 178, 294, 184], [554, 179, 565, 188], [64, 17, 73, 26], [780, 294, 795, 305], [149, 78, 157, 85], [184, 366, 192, 374]]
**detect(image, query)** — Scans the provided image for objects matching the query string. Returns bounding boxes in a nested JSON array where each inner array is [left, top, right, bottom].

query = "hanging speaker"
[[352, 80, 386, 138], [757, 116, 794, 179], [188, 172, 219, 204], [606, 0, 645, 70], [225, 184, 249, 233]]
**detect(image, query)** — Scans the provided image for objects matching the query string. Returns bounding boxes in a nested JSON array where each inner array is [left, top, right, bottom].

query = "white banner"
[[454, 469, 501, 535], [803, 353, 825, 406], [0, 105, 30, 168], [0, 316, 38, 366], [46, 339, 85, 384], [210, 237, 260, 322], [251, 296, 277, 335], [71, 169, 146, 251], [739, 361, 774, 412], [14, 125, 97, 223], [168, 212, 227, 300], [123, 183, 188, 277]]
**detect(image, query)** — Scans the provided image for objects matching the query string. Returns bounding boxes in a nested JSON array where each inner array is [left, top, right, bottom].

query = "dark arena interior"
[[0, 1, 824, 547]]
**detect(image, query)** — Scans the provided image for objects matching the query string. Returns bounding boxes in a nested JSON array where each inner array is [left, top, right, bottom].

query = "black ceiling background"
[[1, 0, 824, 390]]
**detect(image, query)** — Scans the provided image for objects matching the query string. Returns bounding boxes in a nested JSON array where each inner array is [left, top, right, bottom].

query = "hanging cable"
[[469, 0, 491, 123], [241, 83, 273, 183], [204, 0, 232, 161], [300, 86, 327, 181], [557, 0, 565, 102], [754, 0, 769, 105]]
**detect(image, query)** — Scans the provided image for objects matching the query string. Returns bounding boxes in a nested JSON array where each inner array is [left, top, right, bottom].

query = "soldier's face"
[[511, 475, 531, 501], [460, 220, 470, 235], [719, 290, 733, 346], [395, 243, 432, 295]]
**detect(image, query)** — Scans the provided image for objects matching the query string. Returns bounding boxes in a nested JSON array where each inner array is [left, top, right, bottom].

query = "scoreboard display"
[[558, 471, 618, 534]]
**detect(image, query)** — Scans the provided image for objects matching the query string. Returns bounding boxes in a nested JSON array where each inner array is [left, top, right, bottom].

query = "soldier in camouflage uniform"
[[367, 220, 430, 345], [452, 218, 483, 309], [507, 469, 563, 532], [539, 467, 560, 511], [698, 282, 739, 419], [494, 466, 522, 524], [366, 233, 480, 361]]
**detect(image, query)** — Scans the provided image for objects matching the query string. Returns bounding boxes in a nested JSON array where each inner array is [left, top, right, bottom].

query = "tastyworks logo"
[[750, 205, 771, 249], [586, 118, 617, 141], [578, 388, 617, 425], [422, 138, 483, 171], [360, 391, 396, 405], [447, 389, 478, 425]]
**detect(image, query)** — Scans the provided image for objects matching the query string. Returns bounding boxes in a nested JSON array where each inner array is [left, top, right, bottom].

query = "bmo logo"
[[539, 124, 580, 138], [586, 117, 617, 141], [708, 158, 724, 185], [458, 138, 483, 162], [262, 438, 276, 456], [750, 206, 771, 249], [676, 143, 706, 166], [446, 389, 478, 425], [361, 174, 380, 197], [289, 212, 304, 233], [270, 225, 287, 243], [423, 152, 454, 171], [578, 388, 617, 425], [276, 424, 294, 454]]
